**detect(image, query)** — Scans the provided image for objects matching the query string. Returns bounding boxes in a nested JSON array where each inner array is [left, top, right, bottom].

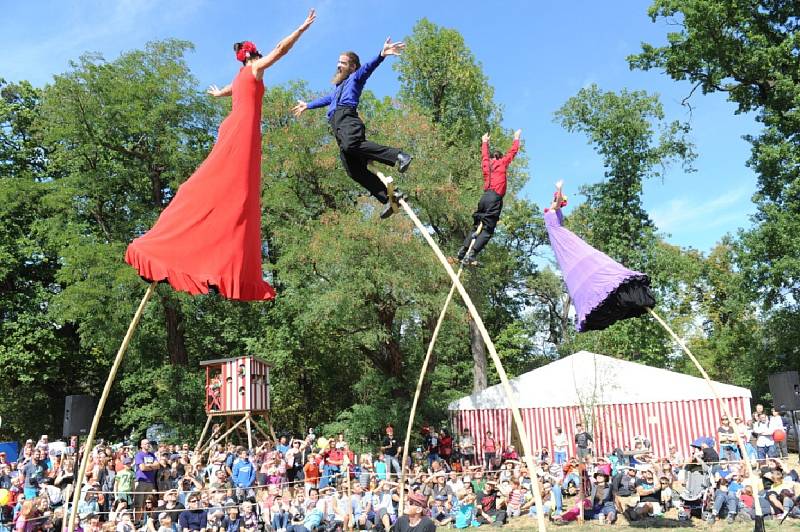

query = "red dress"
[[125, 67, 276, 300]]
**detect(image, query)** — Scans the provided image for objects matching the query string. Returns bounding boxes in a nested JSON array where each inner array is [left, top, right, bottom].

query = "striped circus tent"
[[448, 351, 751, 458]]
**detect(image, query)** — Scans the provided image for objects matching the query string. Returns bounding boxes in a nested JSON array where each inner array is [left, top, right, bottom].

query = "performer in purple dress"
[[544, 181, 655, 332]]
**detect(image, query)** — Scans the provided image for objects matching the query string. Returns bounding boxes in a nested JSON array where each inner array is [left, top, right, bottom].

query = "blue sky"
[[1, 0, 759, 252]]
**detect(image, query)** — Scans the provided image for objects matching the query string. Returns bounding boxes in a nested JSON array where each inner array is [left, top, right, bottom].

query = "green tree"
[[629, 0, 800, 307]]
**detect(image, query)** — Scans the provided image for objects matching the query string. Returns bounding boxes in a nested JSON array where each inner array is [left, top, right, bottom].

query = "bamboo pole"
[[245, 412, 253, 450], [646, 308, 764, 525], [377, 173, 547, 532], [68, 281, 157, 532], [398, 223, 482, 514], [195, 415, 214, 453], [205, 415, 249, 454]]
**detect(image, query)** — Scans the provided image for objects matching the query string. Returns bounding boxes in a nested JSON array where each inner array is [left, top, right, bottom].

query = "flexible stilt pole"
[[646, 308, 764, 527], [377, 173, 547, 532], [68, 281, 157, 532], [399, 223, 482, 514]]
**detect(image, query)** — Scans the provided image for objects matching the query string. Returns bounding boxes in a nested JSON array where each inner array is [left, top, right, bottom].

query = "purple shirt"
[[134, 451, 157, 483]]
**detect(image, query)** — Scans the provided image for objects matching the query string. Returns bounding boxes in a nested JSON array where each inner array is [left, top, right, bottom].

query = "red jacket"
[[482, 139, 519, 197]]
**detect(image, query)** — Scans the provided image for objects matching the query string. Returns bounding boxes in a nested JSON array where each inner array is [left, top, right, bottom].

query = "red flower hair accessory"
[[236, 41, 259, 62]]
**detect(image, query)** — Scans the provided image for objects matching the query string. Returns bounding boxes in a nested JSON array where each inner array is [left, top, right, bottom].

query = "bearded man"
[[292, 38, 412, 219]]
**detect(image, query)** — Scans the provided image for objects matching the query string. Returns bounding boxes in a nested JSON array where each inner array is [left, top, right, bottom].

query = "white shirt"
[[553, 433, 568, 453]]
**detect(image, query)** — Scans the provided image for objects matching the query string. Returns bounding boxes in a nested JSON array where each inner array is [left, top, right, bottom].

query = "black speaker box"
[[768, 371, 800, 411], [63, 395, 97, 437]]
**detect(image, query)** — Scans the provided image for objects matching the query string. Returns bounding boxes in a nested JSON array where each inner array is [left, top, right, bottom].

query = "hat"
[[158, 512, 169, 520], [690, 438, 704, 449], [407, 493, 428, 510], [593, 471, 608, 480]]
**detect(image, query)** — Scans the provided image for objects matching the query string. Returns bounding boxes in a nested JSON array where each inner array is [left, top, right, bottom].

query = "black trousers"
[[331, 106, 400, 204], [461, 190, 503, 255]]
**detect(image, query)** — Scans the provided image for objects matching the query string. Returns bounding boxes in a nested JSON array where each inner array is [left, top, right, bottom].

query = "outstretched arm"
[[550, 180, 565, 212], [504, 129, 521, 161], [352, 38, 405, 85], [251, 9, 316, 76], [481, 133, 491, 181], [207, 84, 232, 98]]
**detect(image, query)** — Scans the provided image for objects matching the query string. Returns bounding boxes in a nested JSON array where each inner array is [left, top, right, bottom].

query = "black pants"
[[331, 106, 400, 204], [461, 190, 503, 255]]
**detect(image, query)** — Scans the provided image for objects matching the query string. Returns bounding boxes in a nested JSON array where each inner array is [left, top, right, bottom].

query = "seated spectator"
[[589, 471, 616, 523], [178, 494, 207, 532]]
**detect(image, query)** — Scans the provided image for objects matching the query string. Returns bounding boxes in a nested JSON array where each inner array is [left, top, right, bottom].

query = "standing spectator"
[[458, 429, 475, 467], [574, 422, 593, 460], [303, 454, 320, 495], [22, 448, 47, 500], [772, 409, 789, 458], [380, 426, 401, 480], [753, 412, 778, 460], [231, 449, 256, 501], [133, 439, 158, 517], [553, 427, 568, 465], [482, 431, 497, 470], [718, 416, 739, 460], [284, 439, 306, 488], [438, 429, 453, 464]]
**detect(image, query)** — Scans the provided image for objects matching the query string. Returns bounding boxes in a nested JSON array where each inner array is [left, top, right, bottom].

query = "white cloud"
[[651, 185, 752, 233]]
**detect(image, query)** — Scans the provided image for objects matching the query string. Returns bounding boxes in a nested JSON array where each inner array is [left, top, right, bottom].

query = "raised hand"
[[381, 37, 405, 57], [481, 132, 490, 143], [299, 8, 316, 31], [514, 129, 522, 140], [555, 180, 564, 191], [292, 100, 308, 117], [207, 85, 223, 97]]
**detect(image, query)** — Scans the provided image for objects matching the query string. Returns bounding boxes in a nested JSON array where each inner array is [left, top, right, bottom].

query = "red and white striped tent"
[[448, 351, 751, 458]]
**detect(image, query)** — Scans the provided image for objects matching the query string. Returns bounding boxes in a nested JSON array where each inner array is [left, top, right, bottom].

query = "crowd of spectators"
[[0, 403, 798, 531]]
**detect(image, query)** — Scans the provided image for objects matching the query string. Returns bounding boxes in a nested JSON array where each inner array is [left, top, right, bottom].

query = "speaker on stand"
[[63, 395, 97, 437]]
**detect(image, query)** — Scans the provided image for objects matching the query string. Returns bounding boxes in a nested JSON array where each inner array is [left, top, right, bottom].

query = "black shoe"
[[396, 152, 412, 173], [461, 252, 478, 266], [456, 246, 468, 260], [379, 203, 395, 219]]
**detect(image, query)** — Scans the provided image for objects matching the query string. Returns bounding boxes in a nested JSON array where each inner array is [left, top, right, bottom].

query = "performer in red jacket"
[[457, 129, 521, 264]]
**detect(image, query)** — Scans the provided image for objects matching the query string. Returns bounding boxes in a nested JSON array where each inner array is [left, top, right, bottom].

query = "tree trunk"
[[161, 294, 188, 366], [469, 314, 487, 393]]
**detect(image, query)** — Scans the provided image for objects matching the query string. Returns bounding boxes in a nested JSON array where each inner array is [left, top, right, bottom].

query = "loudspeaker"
[[768, 371, 800, 411], [63, 395, 97, 437]]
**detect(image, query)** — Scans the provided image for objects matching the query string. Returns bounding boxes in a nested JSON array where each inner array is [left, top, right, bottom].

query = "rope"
[[398, 222, 483, 514], [375, 171, 548, 532], [68, 282, 157, 532], [646, 308, 765, 523]]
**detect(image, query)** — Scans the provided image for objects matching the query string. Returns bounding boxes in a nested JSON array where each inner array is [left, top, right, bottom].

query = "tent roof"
[[448, 350, 751, 410]]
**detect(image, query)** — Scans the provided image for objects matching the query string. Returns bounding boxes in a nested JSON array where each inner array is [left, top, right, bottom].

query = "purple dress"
[[544, 209, 655, 332]]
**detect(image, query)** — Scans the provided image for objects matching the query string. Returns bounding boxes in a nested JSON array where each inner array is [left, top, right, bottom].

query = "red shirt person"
[[456, 129, 521, 265]]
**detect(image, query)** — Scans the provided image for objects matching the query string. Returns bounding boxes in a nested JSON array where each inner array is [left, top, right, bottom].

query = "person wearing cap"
[[394, 492, 436, 532], [590, 470, 617, 524]]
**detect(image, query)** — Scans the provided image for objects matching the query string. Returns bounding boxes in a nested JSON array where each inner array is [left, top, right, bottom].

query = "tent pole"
[[377, 172, 547, 532]]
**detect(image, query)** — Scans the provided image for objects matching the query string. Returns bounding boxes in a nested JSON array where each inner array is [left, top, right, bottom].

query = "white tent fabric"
[[448, 350, 751, 410]]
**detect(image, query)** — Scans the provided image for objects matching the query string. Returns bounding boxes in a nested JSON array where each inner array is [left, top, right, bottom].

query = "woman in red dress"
[[125, 9, 316, 301]]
